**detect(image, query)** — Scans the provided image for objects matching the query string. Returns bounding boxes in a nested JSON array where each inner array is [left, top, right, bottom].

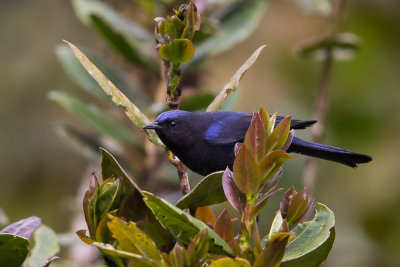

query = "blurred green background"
[[1, 0, 399, 266]]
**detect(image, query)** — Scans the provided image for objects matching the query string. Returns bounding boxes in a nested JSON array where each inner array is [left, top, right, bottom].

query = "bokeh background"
[[1, 0, 399, 266]]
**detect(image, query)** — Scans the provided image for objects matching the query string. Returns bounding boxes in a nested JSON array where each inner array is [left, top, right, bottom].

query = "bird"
[[143, 110, 372, 176]]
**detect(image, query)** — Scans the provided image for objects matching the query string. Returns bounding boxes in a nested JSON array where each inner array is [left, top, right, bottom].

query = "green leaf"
[[233, 144, 261, 195], [23, 225, 60, 267], [72, 0, 158, 70], [107, 216, 161, 264], [187, 0, 267, 70], [281, 203, 335, 265], [100, 148, 174, 251], [52, 124, 101, 162], [48, 91, 143, 151], [206, 45, 266, 111], [95, 213, 114, 243], [294, 33, 359, 62], [0, 234, 29, 267], [96, 178, 123, 222], [142, 191, 234, 256], [56, 44, 149, 109], [281, 228, 335, 267], [210, 257, 251, 267], [175, 171, 226, 210], [65, 41, 163, 147], [159, 39, 195, 63]]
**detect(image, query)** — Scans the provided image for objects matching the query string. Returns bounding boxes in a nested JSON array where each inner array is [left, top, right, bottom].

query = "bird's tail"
[[288, 137, 372, 167]]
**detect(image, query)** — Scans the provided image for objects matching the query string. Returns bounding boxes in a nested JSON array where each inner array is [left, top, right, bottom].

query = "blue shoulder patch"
[[205, 115, 238, 140]]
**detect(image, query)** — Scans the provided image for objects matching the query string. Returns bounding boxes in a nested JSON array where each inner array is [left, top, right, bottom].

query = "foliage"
[[0, 215, 60, 267]]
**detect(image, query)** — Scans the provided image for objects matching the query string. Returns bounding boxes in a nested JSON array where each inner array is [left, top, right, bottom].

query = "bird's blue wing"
[[204, 113, 251, 145], [204, 112, 317, 145]]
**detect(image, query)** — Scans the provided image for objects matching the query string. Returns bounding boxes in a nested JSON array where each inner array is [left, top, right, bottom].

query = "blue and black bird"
[[143, 110, 372, 176]]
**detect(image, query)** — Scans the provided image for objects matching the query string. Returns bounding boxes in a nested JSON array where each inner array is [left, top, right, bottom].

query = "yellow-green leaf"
[[159, 39, 195, 63], [92, 241, 159, 267], [210, 257, 251, 267], [253, 233, 291, 267], [265, 116, 291, 153], [107, 216, 161, 264]]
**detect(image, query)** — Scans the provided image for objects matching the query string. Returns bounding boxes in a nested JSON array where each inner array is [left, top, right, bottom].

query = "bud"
[[280, 187, 313, 229]]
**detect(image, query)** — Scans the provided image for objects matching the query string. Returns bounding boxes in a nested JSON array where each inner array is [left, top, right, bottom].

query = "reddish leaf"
[[233, 144, 261, 195], [222, 168, 245, 213], [287, 189, 309, 227], [83, 173, 99, 237], [214, 209, 234, 244], [244, 112, 267, 161], [261, 168, 283, 194], [169, 244, 185, 267], [280, 186, 296, 218], [0, 216, 41, 239]]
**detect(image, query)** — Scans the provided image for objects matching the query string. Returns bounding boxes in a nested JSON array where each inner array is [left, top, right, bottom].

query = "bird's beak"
[[143, 122, 161, 130]]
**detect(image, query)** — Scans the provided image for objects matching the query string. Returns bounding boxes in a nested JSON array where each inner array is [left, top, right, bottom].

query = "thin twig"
[[303, 0, 346, 193], [158, 54, 191, 195], [167, 150, 191, 195]]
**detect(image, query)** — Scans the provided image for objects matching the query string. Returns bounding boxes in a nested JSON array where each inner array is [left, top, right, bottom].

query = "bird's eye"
[[169, 121, 176, 128]]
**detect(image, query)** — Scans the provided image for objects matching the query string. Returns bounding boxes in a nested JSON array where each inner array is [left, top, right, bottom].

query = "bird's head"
[[143, 110, 197, 148]]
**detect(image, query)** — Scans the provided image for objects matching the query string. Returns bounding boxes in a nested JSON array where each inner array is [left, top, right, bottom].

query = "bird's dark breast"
[[173, 141, 236, 176]]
